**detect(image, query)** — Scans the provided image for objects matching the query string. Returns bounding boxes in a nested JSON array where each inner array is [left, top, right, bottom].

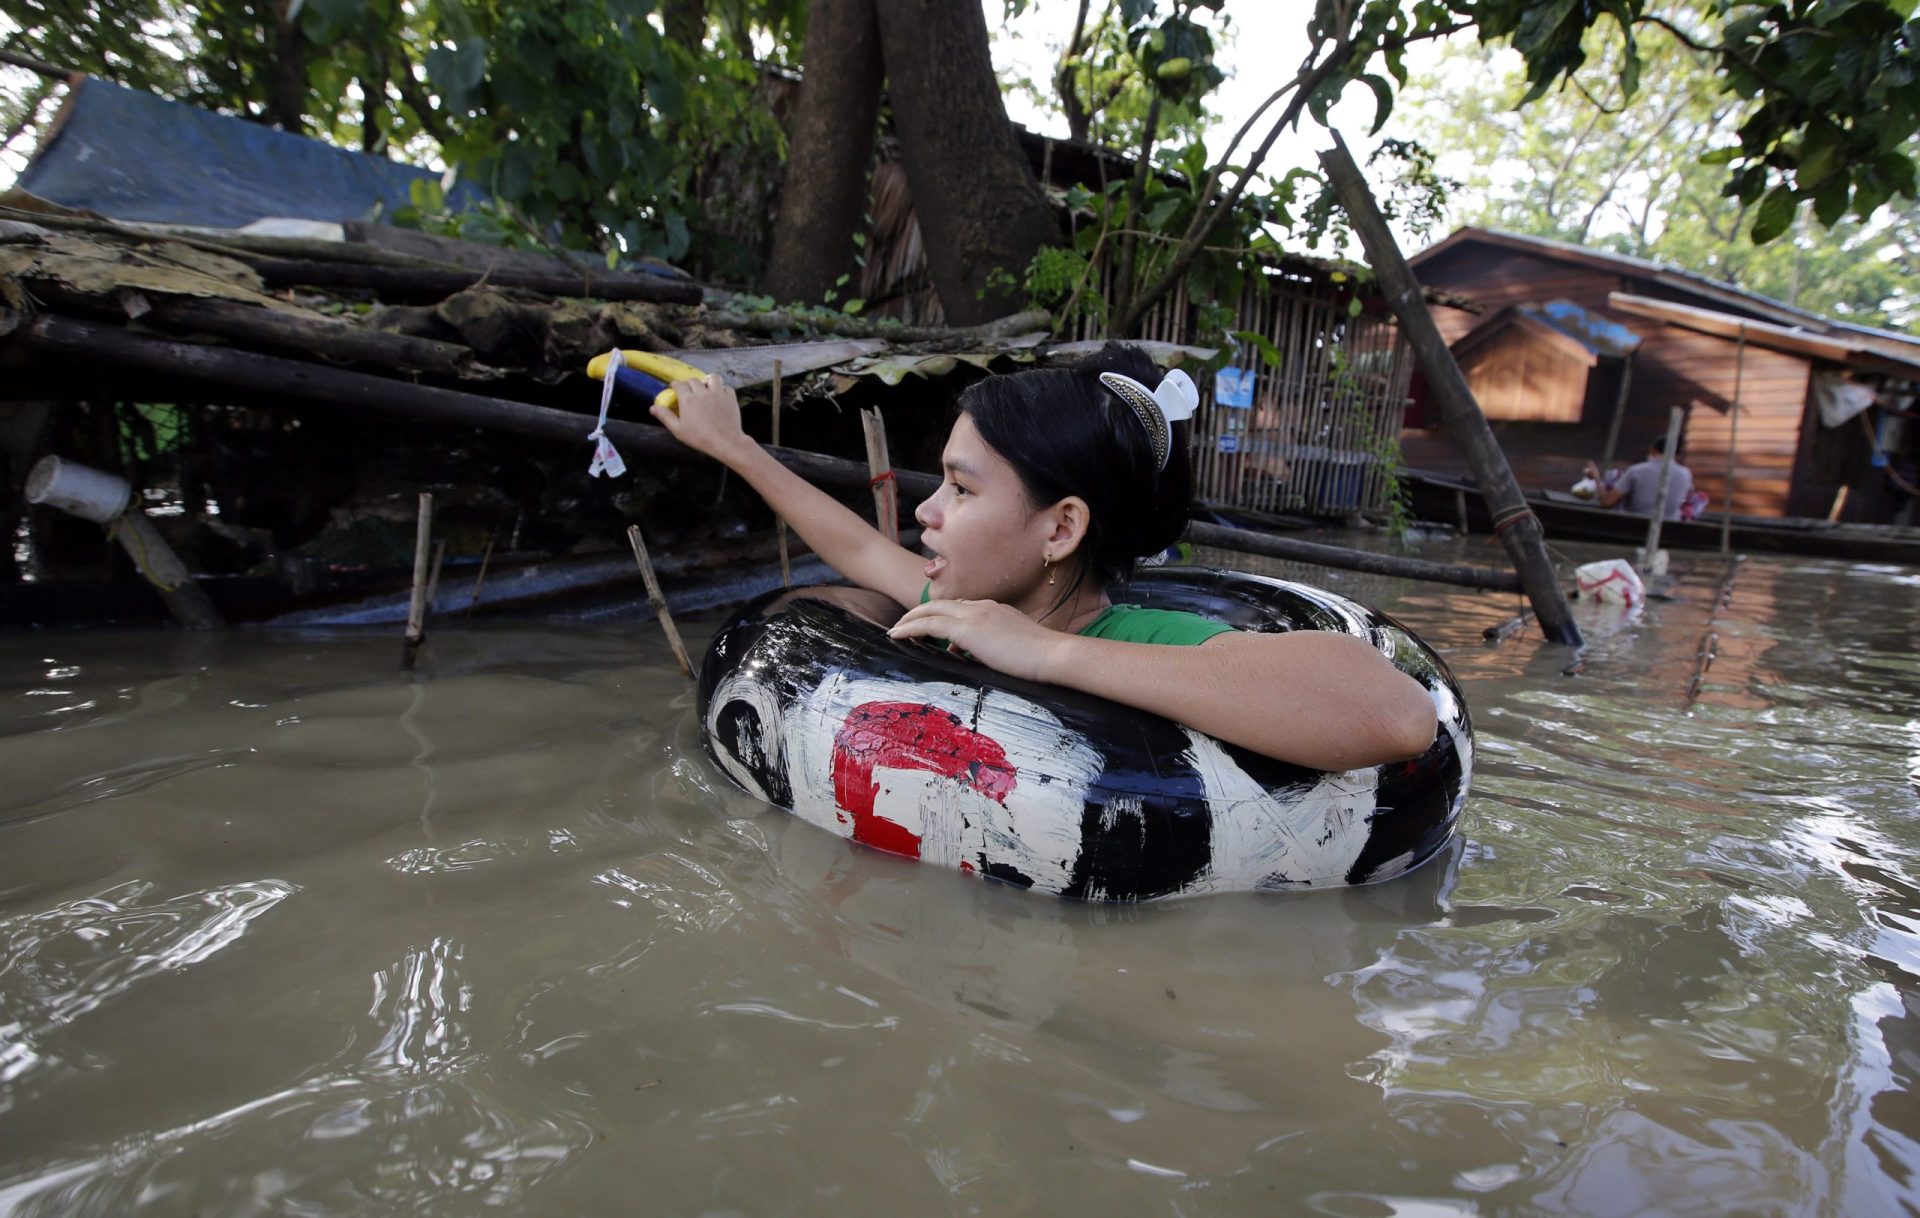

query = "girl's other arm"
[[889, 599, 1435, 771]]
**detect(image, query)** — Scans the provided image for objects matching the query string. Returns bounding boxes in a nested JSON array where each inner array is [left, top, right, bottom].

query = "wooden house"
[[1406, 227, 1920, 522]]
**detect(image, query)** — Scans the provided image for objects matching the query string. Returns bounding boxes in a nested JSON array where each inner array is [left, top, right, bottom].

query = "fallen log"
[[147, 297, 475, 375], [9, 311, 1524, 593], [1183, 523, 1520, 592], [0, 200, 470, 270], [1321, 133, 1579, 642], [249, 258, 705, 305]]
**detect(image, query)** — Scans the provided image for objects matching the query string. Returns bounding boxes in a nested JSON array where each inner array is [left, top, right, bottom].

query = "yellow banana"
[[585, 350, 711, 413]]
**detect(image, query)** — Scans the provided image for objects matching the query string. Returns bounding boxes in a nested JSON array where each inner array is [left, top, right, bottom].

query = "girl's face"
[[914, 414, 1058, 610]]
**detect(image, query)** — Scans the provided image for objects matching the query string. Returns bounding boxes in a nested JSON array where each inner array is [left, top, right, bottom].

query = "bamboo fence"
[[1068, 266, 1414, 517]]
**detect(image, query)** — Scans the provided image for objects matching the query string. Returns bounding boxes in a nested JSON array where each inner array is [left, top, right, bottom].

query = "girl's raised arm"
[[652, 375, 927, 608]]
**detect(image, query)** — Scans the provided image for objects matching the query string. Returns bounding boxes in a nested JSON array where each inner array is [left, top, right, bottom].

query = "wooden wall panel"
[[1458, 328, 1588, 422]]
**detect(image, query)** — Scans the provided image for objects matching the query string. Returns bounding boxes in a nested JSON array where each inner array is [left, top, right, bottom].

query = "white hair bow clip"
[[1098, 368, 1199, 470]]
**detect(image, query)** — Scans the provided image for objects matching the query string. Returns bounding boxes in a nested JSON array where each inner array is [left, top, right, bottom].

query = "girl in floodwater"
[[653, 341, 1435, 772]]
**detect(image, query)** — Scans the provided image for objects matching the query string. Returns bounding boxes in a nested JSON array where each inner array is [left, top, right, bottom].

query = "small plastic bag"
[[1571, 476, 1598, 499], [1575, 558, 1645, 606]]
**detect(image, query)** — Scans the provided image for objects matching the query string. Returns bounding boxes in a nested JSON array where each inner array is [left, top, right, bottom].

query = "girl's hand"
[[888, 599, 1072, 683], [653, 374, 753, 464]]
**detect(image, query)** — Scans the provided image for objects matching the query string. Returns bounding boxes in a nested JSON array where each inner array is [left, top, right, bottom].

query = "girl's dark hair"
[[957, 341, 1194, 598]]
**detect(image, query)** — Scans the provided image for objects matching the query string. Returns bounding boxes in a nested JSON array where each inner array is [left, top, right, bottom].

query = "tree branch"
[[1, 78, 55, 152], [1634, 13, 1793, 99]]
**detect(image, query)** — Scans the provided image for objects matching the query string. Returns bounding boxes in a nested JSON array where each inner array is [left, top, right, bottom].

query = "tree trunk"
[[267, 0, 309, 132], [661, 0, 708, 47], [764, 0, 885, 305], [872, 0, 1061, 325]]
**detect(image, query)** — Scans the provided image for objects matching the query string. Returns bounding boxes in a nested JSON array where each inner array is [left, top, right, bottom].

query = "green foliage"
[[1014, 0, 1227, 149], [1404, 22, 1918, 328], [2, 0, 801, 279], [389, 177, 552, 251]]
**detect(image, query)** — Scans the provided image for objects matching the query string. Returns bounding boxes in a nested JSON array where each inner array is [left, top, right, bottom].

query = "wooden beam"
[[249, 259, 704, 305], [1610, 291, 1920, 379]]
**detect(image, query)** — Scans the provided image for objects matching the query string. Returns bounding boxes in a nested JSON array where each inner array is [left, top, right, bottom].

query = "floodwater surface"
[[1, 540, 1917, 1216]]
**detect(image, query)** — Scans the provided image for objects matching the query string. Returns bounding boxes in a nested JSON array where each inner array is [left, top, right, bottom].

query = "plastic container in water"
[[25, 455, 131, 524]]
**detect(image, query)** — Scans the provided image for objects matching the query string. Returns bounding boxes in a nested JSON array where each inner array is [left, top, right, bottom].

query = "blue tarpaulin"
[[17, 77, 486, 228]]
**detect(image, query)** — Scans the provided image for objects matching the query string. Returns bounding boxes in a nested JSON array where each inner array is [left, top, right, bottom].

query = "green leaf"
[[1813, 174, 1852, 226], [842, 298, 865, 315], [1797, 120, 1844, 188], [1361, 73, 1394, 136], [1750, 183, 1798, 243], [1347, 296, 1364, 318], [1231, 329, 1284, 371], [1698, 146, 1742, 166]]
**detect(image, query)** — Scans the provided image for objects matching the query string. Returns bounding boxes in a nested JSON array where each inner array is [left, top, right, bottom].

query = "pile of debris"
[[0, 190, 1209, 626]]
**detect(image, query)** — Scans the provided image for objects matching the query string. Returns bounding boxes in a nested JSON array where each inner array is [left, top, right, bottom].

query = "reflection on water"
[[0, 540, 1917, 1215]]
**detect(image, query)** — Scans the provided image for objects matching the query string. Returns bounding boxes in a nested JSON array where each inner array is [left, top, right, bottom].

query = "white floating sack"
[[1575, 558, 1645, 606]]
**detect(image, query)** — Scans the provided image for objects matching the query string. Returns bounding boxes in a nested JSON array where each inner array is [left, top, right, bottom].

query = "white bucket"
[[25, 455, 132, 524]]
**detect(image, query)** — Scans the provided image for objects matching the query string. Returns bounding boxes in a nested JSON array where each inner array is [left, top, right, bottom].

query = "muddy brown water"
[[1, 538, 1917, 1216]]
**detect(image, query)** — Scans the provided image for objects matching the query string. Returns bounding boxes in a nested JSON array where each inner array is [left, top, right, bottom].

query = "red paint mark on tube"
[[830, 702, 1016, 859]]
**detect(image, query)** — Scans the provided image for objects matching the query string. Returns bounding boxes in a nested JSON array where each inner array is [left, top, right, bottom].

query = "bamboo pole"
[[1642, 405, 1685, 572], [626, 525, 695, 679], [402, 492, 433, 669], [771, 359, 791, 587], [1598, 352, 1635, 478], [861, 405, 899, 543], [1319, 133, 1581, 645], [425, 539, 447, 611], [465, 533, 496, 619], [1722, 328, 1746, 554]]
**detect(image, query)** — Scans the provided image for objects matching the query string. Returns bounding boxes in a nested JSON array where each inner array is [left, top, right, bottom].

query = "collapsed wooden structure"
[[0, 190, 1526, 629]]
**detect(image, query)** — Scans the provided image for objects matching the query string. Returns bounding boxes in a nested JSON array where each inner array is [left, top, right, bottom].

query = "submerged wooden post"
[[465, 533, 495, 619], [626, 524, 695, 679], [1320, 133, 1581, 645], [24, 455, 224, 630], [861, 405, 899, 543], [402, 492, 433, 669], [771, 359, 792, 587], [1642, 406, 1685, 571], [1598, 352, 1635, 478], [1722, 328, 1746, 554]]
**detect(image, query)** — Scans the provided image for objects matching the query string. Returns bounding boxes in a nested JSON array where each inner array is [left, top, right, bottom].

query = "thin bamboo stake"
[[1721, 327, 1746, 554], [861, 406, 899, 543], [425, 539, 447, 613], [1642, 405, 1686, 571], [465, 532, 496, 619], [771, 359, 792, 587], [402, 492, 433, 670], [626, 524, 695, 680]]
